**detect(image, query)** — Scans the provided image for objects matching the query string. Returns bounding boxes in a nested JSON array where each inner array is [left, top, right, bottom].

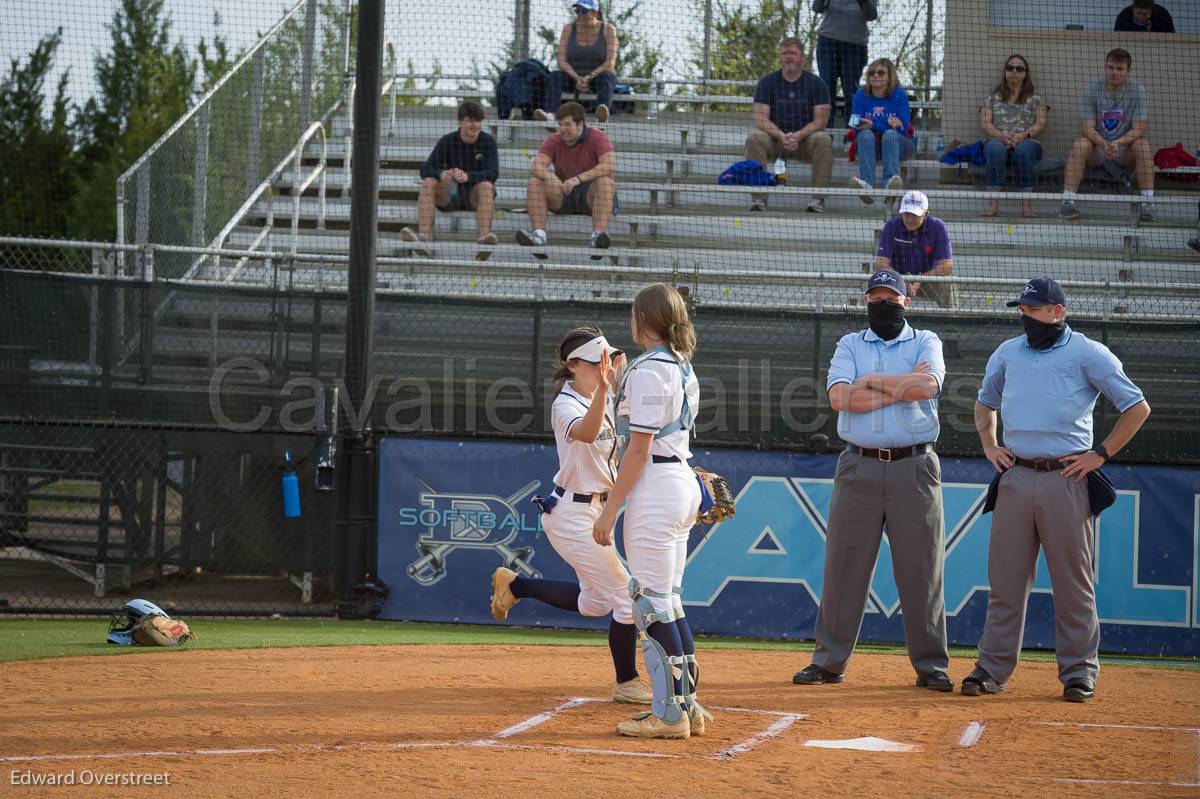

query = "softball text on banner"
[[376, 438, 1200, 657]]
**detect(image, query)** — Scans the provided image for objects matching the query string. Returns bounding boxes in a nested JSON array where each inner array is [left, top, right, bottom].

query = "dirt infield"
[[3, 645, 1199, 798]]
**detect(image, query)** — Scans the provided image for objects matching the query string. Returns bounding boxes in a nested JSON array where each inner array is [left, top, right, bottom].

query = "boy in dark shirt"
[[401, 101, 500, 260], [1114, 1, 1174, 32]]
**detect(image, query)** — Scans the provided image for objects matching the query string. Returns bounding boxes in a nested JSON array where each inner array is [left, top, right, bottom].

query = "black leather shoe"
[[1063, 678, 1096, 703], [792, 664, 845, 685], [916, 671, 954, 692], [960, 666, 1004, 696]]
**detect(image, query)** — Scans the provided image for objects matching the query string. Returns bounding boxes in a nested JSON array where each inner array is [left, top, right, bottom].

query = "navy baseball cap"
[[1007, 277, 1067, 307], [866, 269, 907, 297]]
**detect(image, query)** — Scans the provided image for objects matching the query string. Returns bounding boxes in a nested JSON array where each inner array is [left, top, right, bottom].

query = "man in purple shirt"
[[874, 190, 957, 308]]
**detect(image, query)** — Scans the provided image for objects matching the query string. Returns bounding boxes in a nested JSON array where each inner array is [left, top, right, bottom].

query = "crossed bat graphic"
[[405, 477, 542, 586]]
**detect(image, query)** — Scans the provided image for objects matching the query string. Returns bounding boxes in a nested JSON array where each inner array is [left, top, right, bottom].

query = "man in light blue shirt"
[[792, 270, 951, 693], [965, 277, 1151, 704]]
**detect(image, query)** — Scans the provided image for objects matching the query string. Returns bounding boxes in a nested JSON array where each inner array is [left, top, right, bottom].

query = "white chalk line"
[[1194, 730, 1200, 786], [958, 721, 985, 748], [713, 715, 806, 759], [494, 697, 601, 739], [1040, 777, 1200, 788], [0, 697, 806, 766], [1038, 721, 1200, 733]]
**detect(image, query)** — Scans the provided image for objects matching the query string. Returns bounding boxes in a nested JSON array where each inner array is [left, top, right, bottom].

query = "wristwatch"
[[1091, 444, 1109, 461]]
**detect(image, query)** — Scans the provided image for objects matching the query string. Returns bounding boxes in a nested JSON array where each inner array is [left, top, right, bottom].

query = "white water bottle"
[[773, 157, 787, 185], [648, 70, 664, 120]]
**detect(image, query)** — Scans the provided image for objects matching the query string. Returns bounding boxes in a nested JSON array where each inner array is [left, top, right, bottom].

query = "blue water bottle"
[[281, 450, 301, 518]]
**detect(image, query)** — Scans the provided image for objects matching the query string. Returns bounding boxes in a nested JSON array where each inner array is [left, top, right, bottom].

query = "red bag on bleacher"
[[1154, 143, 1199, 183]]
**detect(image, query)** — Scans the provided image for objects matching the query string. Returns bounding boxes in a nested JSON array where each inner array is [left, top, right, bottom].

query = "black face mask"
[[1022, 314, 1066, 350], [867, 299, 906, 340]]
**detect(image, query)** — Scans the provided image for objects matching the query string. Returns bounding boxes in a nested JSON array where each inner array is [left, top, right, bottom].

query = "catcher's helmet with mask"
[[107, 599, 168, 645]]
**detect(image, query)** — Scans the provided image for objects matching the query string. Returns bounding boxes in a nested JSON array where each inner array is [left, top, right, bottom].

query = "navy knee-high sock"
[[676, 615, 699, 690], [646, 620, 685, 695], [608, 620, 639, 683], [510, 577, 580, 613]]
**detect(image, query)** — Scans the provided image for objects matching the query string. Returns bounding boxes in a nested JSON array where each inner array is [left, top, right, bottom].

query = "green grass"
[[0, 619, 1197, 670]]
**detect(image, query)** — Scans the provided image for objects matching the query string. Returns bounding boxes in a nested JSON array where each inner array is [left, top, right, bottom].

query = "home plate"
[[803, 737, 916, 753]]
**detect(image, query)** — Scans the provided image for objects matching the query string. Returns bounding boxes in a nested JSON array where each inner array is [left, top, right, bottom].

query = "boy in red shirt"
[[516, 102, 617, 260]]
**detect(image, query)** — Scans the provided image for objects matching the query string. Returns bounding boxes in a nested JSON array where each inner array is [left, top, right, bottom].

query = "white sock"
[[1062, 190, 1077, 201], [1141, 189, 1154, 198], [533, 228, 546, 240]]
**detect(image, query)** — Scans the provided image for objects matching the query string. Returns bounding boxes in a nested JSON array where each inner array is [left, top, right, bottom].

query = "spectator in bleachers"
[[979, 55, 1048, 219], [745, 38, 833, 214], [401, 101, 498, 261], [1114, 0, 1175, 33], [516, 102, 616, 260], [1059, 48, 1155, 222], [813, 0, 878, 128], [534, 0, 618, 124], [875, 190, 957, 308], [848, 58, 911, 206]]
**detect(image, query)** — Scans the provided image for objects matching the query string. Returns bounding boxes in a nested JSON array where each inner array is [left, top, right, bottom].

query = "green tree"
[[70, 0, 196, 244], [0, 29, 78, 244]]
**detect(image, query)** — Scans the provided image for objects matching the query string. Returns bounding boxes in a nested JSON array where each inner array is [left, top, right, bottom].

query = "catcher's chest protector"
[[614, 346, 695, 460]]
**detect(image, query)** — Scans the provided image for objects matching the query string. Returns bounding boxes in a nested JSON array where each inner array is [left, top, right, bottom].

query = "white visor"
[[566, 335, 621, 363]]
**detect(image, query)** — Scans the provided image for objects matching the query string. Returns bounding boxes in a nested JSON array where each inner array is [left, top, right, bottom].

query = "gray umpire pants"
[[811, 449, 950, 677], [976, 465, 1099, 686]]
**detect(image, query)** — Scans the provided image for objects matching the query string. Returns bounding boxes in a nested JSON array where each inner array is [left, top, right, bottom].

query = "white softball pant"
[[541, 496, 635, 625], [623, 461, 702, 615]]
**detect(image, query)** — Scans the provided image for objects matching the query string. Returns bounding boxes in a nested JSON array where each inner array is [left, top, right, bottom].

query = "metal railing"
[[115, 0, 352, 279]]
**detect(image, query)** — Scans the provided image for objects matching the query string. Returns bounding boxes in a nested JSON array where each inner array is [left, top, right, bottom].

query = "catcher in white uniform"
[[594, 283, 707, 740], [490, 326, 654, 705]]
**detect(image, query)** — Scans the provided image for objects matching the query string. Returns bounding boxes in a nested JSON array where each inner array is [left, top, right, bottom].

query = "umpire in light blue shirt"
[[792, 269, 952, 692], [965, 277, 1151, 704]]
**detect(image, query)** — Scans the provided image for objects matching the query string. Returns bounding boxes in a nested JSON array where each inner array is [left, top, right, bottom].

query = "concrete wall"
[[944, 0, 1200, 160]]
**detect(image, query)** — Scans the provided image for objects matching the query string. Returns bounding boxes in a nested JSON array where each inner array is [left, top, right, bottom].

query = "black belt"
[[554, 485, 609, 503], [1014, 457, 1066, 472], [847, 442, 935, 462], [651, 454, 682, 464]]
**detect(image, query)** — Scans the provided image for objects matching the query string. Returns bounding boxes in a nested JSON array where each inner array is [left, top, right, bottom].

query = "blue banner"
[[376, 438, 1200, 656]]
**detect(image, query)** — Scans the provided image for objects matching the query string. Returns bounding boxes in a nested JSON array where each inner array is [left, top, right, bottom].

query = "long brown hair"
[[993, 54, 1034, 104], [632, 284, 696, 360], [865, 58, 899, 96], [553, 326, 603, 383]]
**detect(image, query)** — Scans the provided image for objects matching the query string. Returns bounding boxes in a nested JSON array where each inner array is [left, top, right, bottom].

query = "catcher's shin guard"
[[673, 586, 713, 724], [629, 578, 686, 725]]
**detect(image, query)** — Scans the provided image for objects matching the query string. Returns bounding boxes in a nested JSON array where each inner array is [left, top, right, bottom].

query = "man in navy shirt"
[[874, 190, 956, 308], [744, 37, 833, 214], [401, 101, 499, 261], [965, 277, 1150, 703], [1114, 0, 1174, 32]]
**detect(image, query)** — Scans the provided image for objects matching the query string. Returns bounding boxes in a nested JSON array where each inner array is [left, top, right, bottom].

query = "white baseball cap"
[[566, 335, 621, 363], [898, 190, 929, 217]]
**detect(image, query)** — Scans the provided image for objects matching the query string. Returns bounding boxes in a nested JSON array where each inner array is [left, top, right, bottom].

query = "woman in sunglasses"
[[536, 0, 619, 123], [848, 58, 912, 205], [979, 54, 1048, 218]]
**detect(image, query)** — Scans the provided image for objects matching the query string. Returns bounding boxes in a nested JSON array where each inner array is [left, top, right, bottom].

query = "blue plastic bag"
[[718, 160, 776, 186]]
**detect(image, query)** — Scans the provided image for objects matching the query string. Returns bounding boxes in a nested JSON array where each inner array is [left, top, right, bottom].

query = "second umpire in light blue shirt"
[[965, 277, 1150, 704], [792, 270, 952, 692]]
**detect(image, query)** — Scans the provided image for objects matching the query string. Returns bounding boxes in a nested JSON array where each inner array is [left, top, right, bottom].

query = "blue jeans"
[[856, 128, 911, 186], [544, 69, 615, 112], [983, 137, 1043, 189], [816, 36, 868, 126]]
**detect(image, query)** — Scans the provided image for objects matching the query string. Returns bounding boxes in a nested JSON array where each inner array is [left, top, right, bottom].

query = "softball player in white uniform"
[[593, 284, 705, 740], [490, 327, 653, 704]]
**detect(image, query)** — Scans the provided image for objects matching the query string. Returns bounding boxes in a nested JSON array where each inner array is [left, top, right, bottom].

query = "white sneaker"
[[515, 229, 548, 261], [596, 104, 609, 123], [850, 177, 873, 205], [686, 702, 712, 736], [616, 711, 690, 739], [886, 174, 904, 195], [400, 226, 431, 258], [807, 197, 826, 213], [749, 199, 767, 212], [489, 567, 519, 621], [611, 678, 653, 704], [532, 109, 549, 121]]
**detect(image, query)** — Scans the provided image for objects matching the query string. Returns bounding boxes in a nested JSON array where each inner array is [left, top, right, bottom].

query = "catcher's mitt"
[[131, 614, 197, 647], [694, 467, 736, 525]]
